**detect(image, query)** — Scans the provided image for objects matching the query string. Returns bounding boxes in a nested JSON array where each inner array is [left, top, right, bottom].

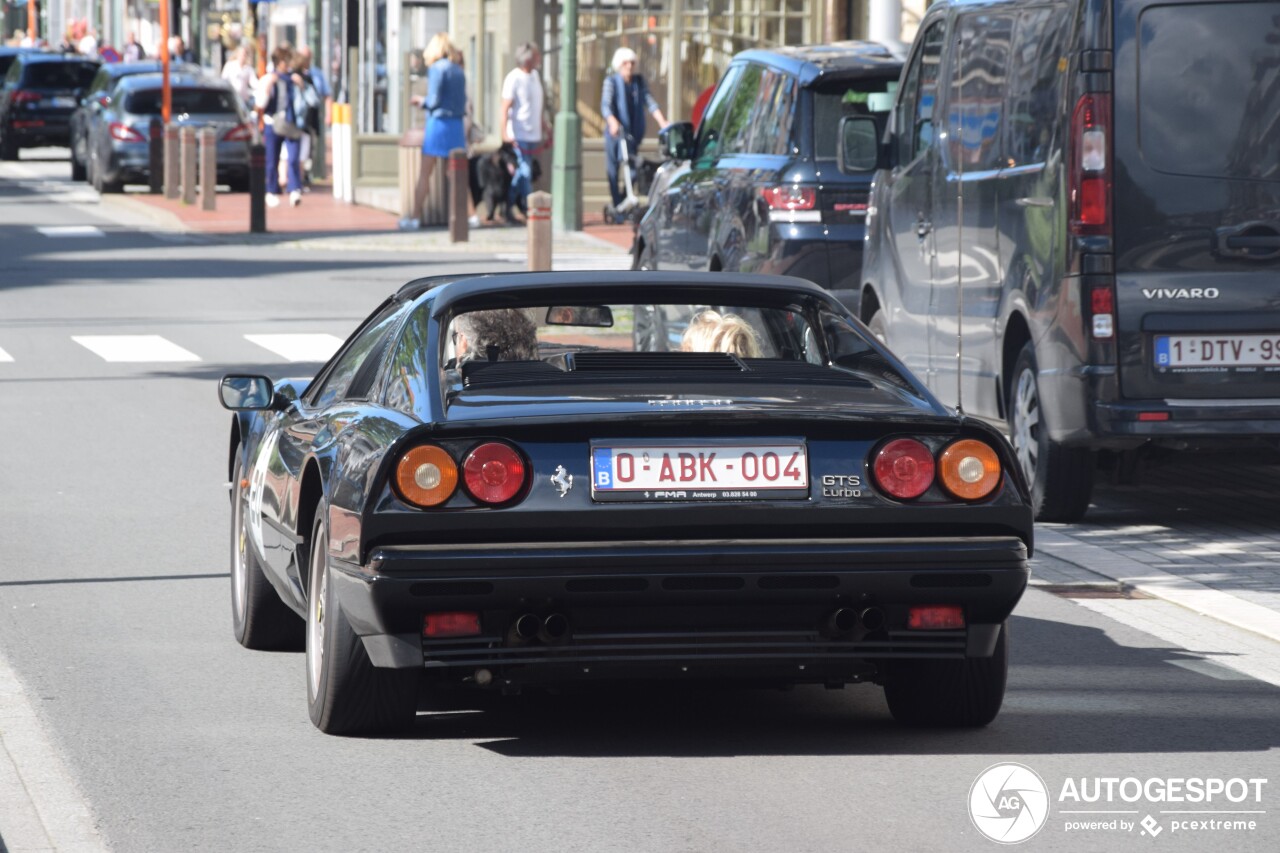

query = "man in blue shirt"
[[600, 47, 667, 208]]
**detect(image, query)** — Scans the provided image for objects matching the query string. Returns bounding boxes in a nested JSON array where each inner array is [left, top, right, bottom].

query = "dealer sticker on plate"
[[590, 441, 809, 501]]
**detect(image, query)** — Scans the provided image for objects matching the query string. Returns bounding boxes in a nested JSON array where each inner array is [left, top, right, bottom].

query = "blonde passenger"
[[680, 311, 762, 358]]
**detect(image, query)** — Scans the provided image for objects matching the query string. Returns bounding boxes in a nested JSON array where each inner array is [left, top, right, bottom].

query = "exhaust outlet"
[[509, 613, 542, 643], [539, 613, 570, 644], [859, 607, 885, 632], [827, 608, 858, 635]]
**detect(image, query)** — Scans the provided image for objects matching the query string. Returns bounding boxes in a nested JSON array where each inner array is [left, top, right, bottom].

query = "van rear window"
[[812, 76, 897, 160], [1138, 2, 1280, 182]]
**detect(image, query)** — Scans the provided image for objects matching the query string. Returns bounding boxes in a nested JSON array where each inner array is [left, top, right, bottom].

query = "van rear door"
[[1113, 0, 1280, 401]]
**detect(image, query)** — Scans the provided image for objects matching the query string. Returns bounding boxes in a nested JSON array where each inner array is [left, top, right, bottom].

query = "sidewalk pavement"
[[101, 183, 637, 259]]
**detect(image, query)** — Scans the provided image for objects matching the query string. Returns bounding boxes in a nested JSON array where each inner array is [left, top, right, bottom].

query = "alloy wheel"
[[1011, 368, 1040, 485], [306, 528, 328, 698], [231, 482, 249, 622]]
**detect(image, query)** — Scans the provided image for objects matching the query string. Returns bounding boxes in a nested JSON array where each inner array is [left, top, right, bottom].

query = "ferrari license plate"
[[591, 442, 809, 501]]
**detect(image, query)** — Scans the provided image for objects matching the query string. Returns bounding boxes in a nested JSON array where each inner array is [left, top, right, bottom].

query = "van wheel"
[[884, 622, 1008, 727], [1009, 342, 1093, 521]]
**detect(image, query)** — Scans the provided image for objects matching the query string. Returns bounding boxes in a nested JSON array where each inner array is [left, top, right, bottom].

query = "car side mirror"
[[659, 121, 694, 161], [836, 116, 884, 174], [97, 95, 110, 108], [219, 375, 280, 410]]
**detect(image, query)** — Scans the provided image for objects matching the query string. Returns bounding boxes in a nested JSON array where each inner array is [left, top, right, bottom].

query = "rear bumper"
[[759, 222, 866, 311], [6, 119, 70, 147], [1093, 397, 1280, 440], [329, 536, 1029, 680]]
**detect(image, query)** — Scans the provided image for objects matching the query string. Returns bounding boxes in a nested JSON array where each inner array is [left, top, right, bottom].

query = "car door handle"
[[1015, 196, 1054, 209]]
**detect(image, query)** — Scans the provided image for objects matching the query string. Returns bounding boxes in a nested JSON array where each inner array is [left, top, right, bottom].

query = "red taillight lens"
[[760, 185, 817, 210], [109, 122, 146, 143], [462, 442, 527, 505], [224, 122, 253, 142], [872, 438, 935, 500], [1089, 284, 1115, 339], [13, 90, 40, 104], [1069, 93, 1112, 235], [907, 605, 965, 630], [423, 611, 481, 638]]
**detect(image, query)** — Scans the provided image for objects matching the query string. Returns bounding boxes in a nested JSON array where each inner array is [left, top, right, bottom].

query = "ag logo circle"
[[969, 763, 1050, 844]]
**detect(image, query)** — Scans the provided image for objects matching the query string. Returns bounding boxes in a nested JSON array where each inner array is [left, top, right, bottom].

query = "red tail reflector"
[[908, 605, 965, 630], [1069, 93, 1112, 236], [109, 122, 146, 143], [423, 611, 481, 638], [462, 441, 528, 505], [1089, 284, 1115, 339], [1137, 412, 1170, 422]]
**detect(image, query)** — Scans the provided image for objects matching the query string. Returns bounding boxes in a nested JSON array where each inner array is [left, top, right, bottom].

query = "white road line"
[[35, 226, 105, 238], [245, 333, 345, 362], [0, 346, 12, 362], [0, 651, 109, 853], [72, 335, 201, 363]]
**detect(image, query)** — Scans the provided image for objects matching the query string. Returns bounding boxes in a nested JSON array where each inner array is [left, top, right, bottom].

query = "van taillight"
[[1069, 93, 1111, 236], [1089, 285, 1114, 339]]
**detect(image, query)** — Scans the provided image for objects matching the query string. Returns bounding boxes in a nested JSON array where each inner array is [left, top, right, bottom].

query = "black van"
[[634, 42, 903, 310], [855, 0, 1280, 521]]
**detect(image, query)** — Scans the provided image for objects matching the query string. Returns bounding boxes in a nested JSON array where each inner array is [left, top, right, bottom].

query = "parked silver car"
[[86, 72, 252, 193]]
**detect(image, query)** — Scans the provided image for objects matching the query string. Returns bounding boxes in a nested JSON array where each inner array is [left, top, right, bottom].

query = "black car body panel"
[[861, 0, 1280, 520], [635, 43, 903, 312], [223, 273, 1032, 729], [0, 52, 99, 153]]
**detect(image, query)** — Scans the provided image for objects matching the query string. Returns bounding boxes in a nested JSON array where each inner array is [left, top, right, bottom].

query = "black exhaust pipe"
[[539, 613, 570, 644], [859, 607, 886, 632], [827, 608, 858, 636], [509, 613, 541, 643]]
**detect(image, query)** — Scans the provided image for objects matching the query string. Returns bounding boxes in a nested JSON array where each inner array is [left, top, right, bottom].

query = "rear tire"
[[230, 446, 304, 651], [0, 136, 17, 161], [1008, 342, 1093, 521], [884, 622, 1008, 727], [70, 152, 86, 182], [306, 500, 419, 735]]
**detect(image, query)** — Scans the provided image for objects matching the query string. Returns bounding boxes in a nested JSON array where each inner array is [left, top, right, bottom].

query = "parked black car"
[[0, 52, 99, 159], [69, 60, 200, 181], [858, 0, 1280, 521], [633, 43, 903, 311], [220, 271, 1032, 735], [0, 46, 43, 79]]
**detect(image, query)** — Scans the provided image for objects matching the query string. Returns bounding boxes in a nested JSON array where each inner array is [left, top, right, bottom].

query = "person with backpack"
[[254, 43, 306, 208]]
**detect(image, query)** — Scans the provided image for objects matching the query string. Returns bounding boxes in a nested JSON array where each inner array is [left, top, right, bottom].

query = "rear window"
[[1138, 2, 1280, 182], [812, 76, 897, 159], [125, 88, 239, 116], [23, 61, 98, 90]]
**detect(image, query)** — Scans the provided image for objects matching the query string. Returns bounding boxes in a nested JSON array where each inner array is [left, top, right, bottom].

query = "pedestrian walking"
[[123, 32, 145, 62], [500, 42, 548, 219], [255, 43, 306, 208], [601, 47, 667, 209], [221, 44, 258, 111], [405, 32, 467, 229], [290, 47, 324, 187], [168, 36, 196, 65]]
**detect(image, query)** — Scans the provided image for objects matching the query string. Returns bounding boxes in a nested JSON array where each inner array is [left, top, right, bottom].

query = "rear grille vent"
[[662, 575, 746, 591], [564, 577, 650, 593], [569, 351, 746, 372], [758, 574, 840, 590], [462, 360, 565, 388]]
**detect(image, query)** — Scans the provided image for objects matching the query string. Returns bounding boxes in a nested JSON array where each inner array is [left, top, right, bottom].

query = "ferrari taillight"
[[394, 444, 458, 508], [462, 442, 528, 505], [871, 438, 935, 500], [937, 439, 1001, 501]]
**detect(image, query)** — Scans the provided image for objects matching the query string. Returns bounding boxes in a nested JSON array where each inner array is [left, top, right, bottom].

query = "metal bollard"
[[249, 143, 266, 233], [527, 190, 552, 271], [163, 124, 179, 199], [199, 127, 216, 211], [148, 119, 163, 194], [180, 126, 197, 205], [448, 147, 468, 243]]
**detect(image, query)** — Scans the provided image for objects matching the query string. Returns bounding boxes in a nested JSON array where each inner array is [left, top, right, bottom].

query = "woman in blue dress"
[[409, 33, 467, 228]]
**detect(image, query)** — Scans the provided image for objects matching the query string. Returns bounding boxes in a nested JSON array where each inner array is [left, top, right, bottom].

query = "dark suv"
[[0, 52, 99, 158], [633, 43, 903, 311], [858, 0, 1280, 521]]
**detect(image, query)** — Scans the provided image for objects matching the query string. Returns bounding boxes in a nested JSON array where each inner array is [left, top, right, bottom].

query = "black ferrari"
[[219, 272, 1033, 735]]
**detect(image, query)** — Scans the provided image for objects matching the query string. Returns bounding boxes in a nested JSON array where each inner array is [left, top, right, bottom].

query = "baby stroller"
[[603, 135, 651, 226]]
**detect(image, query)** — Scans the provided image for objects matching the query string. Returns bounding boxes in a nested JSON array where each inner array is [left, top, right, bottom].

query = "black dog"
[[468, 143, 542, 224]]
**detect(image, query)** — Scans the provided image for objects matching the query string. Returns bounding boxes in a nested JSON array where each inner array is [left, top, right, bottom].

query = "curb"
[[1035, 527, 1280, 645], [96, 194, 193, 233]]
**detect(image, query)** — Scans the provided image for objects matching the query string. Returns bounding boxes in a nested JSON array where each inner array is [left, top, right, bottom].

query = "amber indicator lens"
[[938, 439, 1001, 501], [871, 438, 935, 500], [394, 444, 458, 508], [463, 442, 527, 505]]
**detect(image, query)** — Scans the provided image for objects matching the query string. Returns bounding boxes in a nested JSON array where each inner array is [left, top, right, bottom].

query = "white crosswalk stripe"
[[71, 335, 201, 362], [245, 333, 345, 362], [36, 225, 105, 238]]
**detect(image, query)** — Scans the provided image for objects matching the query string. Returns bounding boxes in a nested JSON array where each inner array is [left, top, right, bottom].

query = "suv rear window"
[[812, 76, 897, 159], [1138, 2, 1280, 182], [125, 88, 239, 116], [23, 62, 98, 90]]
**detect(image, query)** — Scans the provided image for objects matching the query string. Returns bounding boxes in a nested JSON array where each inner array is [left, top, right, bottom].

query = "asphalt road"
[[1, 157, 1277, 853]]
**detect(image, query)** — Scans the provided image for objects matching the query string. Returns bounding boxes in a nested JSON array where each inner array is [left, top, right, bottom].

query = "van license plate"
[[1154, 335, 1280, 369], [591, 443, 808, 501]]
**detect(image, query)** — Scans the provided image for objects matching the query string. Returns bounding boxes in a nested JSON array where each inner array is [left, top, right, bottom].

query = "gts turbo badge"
[[822, 474, 863, 498], [1143, 287, 1219, 300]]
